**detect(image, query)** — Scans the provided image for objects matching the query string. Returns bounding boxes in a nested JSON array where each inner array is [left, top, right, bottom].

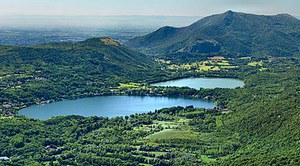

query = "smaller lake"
[[19, 96, 215, 120], [152, 77, 244, 89]]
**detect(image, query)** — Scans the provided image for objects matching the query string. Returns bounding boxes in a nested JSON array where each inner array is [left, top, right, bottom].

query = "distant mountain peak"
[[126, 11, 300, 57], [222, 10, 238, 26], [224, 10, 234, 15], [223, 10, 245, 17]]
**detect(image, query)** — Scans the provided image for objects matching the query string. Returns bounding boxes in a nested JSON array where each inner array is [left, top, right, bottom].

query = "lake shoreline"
[[17, 76, 243, 120], [19, 95, 216, 120]]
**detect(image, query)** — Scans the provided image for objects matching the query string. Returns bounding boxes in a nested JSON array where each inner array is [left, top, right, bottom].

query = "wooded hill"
[[126, 11, 300, 57]]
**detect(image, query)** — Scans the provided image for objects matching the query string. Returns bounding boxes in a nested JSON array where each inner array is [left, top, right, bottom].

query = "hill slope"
[[1, 37, 156, 80], [0, 37, 160, 102], [126, 11, 300, 57]]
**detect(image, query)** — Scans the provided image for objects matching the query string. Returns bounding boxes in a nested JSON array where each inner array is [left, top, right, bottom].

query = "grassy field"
[[221, 66, 238, 69], [165, 59, 238, 73], [248, 61, 264, 66], [259, 68, 267, 71], [119, 82, 141, 88], [216, 61, 230, 66], [198, 66, 213, 71], [145, 116, 197, 139], [201, 155, 217, 162], [137, 113, 236, 165], [152, 120, 179, 128], [0, 116, 13, 119], [215, 116, 223, 127], [145, 129, 198, 140]]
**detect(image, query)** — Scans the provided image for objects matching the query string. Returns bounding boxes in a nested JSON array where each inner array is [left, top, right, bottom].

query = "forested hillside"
[[0, 37, 163, 105], [126, 11, 300, 57], [222, 59, 300, 165]]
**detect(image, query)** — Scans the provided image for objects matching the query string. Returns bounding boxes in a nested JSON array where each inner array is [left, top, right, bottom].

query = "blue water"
[[152, 77, 244, 89], [19, 96, 215, 120]]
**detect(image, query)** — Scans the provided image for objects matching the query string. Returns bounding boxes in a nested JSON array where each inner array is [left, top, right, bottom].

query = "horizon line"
[[0, 12, 298, 18], [0, 14, 203, 17]]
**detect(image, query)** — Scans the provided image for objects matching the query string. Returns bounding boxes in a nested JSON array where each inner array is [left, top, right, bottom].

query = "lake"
[[151, 77, 244, 89], [19, 96, 215, 120]]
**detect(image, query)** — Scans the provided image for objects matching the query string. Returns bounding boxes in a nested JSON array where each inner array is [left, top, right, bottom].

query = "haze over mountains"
[[0, 16, 200, 46], [126, 11, 300, 57], [0, 15, 200, 29]]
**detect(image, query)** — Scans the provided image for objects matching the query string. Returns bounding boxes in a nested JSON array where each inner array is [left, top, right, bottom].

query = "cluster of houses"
[[209, 56, 281, 63], [268, 57, 281, 63], [208, 56, 226, 62], [1, 103, 15, 116], [2, 103, 12, 109], [0, 101, 26, 116]]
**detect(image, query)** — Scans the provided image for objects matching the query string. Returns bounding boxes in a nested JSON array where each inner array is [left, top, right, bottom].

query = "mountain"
[[126, 11, 300, 57]]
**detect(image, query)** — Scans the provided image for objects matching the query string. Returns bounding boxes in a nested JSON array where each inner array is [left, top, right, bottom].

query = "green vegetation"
[[201, 155, 216, 163], [0, 34, 300, 165], [0, 107, 234, 165], [163, 59, 237, 73], [119, 83, 142, 88]]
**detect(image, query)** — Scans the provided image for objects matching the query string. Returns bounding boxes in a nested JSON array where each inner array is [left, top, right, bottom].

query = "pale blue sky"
[[1, 0, 300, 16]]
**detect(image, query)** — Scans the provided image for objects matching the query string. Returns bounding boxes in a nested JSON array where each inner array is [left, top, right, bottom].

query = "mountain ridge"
[[126, 11, 300, 57]]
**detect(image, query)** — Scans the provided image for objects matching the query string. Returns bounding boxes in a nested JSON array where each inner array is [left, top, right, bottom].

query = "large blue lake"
[[19, 96, 215, 120], [151, 77, 244, 89], [20, 78, 244, 120]]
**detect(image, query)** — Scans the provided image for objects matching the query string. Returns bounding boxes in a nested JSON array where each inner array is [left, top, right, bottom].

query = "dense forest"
[[0, 34, 300, 165]]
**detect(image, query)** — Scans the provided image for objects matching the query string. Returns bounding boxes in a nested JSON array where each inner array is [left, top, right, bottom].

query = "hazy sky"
[[1, 0, 300, 16]]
